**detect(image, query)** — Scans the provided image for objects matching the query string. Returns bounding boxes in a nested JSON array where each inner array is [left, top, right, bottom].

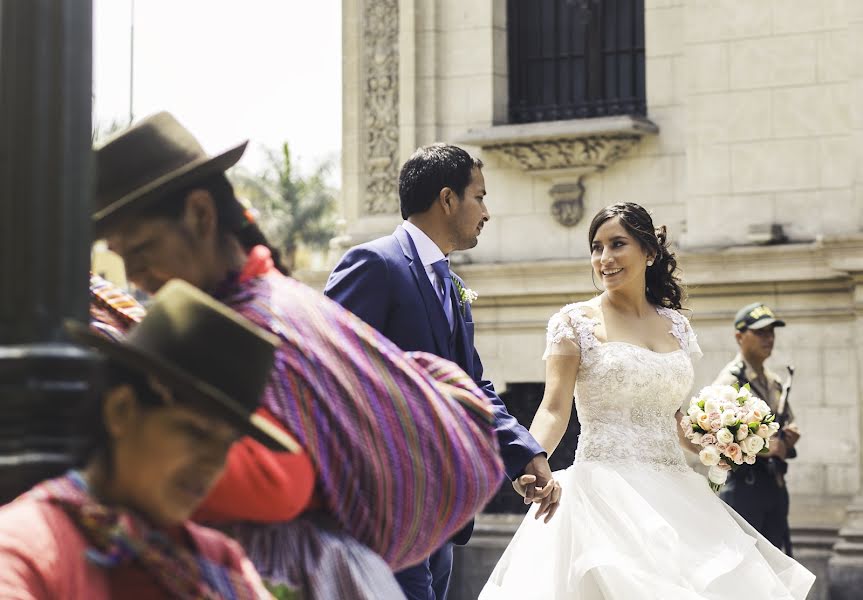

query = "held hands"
[[512, 454, 562, 524]]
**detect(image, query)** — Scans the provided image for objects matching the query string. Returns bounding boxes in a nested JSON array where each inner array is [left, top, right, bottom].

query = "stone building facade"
[[319, 1, 863, 597]]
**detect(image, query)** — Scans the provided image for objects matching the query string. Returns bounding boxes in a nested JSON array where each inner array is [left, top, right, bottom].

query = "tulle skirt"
[[480, 461, 815, 599]]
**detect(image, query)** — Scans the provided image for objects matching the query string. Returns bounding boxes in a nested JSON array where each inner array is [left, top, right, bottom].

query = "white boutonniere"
[[452, 278, 477, 315]]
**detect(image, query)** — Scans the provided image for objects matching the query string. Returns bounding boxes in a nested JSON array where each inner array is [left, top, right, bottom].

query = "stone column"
[[828, 271, 863, 599], [0, 0, 100, 501]]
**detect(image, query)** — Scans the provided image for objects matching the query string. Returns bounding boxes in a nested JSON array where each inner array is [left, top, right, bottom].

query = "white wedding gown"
[[480, 300, 815, 600]]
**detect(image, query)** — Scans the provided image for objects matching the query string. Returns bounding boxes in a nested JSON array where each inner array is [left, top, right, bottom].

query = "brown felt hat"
[[93, 112, 247, 235]]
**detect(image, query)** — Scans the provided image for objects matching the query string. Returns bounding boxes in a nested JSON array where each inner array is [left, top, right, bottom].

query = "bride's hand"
[[512, 455, 563, 523]]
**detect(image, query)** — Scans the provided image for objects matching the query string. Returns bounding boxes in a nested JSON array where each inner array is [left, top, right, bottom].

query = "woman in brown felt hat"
[[0, 279, 295, 599]]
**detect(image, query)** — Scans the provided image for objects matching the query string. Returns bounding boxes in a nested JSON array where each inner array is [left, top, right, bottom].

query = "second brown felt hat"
[[68, 279, 298, 452]]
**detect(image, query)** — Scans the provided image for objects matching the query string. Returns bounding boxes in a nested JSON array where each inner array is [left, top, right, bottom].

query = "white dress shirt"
[[402, 220, 448, 298]]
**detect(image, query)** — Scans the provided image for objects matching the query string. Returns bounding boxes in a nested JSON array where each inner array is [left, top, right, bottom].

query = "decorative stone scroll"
[[363, 0, 400, 215], [487, 135, 642, 173], [549, 180, 586, 228]]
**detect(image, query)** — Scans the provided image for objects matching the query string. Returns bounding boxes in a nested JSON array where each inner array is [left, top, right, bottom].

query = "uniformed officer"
[[714, 302, 801, 556]]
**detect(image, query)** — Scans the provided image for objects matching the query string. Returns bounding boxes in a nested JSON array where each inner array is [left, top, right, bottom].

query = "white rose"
[[756, 424, 771, 439], [708, 464, 729, 486], [744, 454, 757, 465], [737, 386, 752, 400], [690, 432, 704, 445], [742, 435, 765, 455], [754, 399, 771, 415], [703, 397, 721, 414], [699, 445, 721, 467], [716, 428, 734, 445], [720, 411, 738, 427], [687, 403, 702, 418], [736, 426, 749, 441], [696, 412, 712, 432], [768, 422, 780, 435]]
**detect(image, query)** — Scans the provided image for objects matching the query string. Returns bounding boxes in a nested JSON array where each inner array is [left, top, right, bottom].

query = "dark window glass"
[[507, 0, 646, 123]]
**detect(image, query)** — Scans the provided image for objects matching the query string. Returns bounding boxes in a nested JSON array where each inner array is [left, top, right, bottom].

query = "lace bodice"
[[545, 300, 702, 472]]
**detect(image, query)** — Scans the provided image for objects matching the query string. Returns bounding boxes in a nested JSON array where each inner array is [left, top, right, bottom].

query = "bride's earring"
[[647, 259, 654, 267]]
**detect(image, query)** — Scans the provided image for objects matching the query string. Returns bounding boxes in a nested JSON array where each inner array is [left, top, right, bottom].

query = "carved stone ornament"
[[488, 135, 642, 173], [455, 116, 658, 227], [549, 180, 586, 227], [363, 0, 400, 215]]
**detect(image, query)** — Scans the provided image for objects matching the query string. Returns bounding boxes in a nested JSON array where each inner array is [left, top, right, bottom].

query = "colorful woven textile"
[[217, 268, 503, 571], [29, 471, 265, 600], [89, 273, 145, 339]]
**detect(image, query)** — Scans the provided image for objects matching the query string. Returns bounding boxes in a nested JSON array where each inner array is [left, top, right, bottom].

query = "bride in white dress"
[[480, 203, 814, 599]]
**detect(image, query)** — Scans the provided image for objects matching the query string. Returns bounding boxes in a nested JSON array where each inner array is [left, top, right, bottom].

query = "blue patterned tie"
[[431, 259, 455, 332]]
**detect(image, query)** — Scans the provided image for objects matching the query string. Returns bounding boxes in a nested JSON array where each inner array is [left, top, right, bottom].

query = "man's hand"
[[782, 422, 800, 448], [766, 437, 788, 460], [512, 454, 562, 523]]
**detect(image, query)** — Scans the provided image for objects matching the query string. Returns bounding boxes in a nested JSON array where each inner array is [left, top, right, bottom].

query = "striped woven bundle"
[[219, 272, 503, 571], [89, 273, 145, 338]]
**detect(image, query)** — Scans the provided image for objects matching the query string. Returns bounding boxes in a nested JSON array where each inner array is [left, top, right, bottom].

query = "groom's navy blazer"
[[324, 226, 543, 542]]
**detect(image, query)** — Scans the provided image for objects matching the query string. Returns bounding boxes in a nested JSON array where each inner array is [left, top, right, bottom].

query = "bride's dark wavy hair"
[[588, 202, 685, 310]]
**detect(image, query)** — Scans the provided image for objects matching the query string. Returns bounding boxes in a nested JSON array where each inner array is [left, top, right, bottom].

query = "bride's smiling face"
[[590, 216, 653, 292]]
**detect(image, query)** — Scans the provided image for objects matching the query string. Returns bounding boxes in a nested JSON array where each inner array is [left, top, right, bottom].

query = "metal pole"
[[129, 0, 134, 124], [0, 0, 100, 502]]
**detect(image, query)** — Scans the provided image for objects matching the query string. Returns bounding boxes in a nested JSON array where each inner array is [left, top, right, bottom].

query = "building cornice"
[[298, 235, 863, 307]]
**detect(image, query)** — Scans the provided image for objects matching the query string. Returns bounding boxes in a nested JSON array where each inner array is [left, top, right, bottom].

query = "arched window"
[[507, 0, 646, 124]]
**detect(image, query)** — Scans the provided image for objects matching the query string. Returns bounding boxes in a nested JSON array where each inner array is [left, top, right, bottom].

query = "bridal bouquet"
[[680, 384, 780, 492]]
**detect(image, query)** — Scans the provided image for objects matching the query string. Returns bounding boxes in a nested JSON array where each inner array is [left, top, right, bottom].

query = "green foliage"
[[264, 581, 301, 600], [230, 143, 338, 263]]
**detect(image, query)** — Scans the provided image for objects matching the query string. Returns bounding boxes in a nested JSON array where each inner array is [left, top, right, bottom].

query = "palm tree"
[[230, 143, 338, 272]]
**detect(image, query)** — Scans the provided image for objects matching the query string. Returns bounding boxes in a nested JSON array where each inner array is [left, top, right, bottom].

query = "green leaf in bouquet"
[[764, 414, 775, 423], [264, 581, 301, 600], [749, 422, 760, 433], [698, 399, 705, 409]]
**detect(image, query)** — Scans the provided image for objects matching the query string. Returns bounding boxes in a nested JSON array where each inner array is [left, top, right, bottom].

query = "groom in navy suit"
[[325, 144, 559, 600]]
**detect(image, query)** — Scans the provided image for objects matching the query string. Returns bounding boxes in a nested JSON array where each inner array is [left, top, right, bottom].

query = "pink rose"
[[700, 433, 717, 446], [716, 459, 732, 471], [744, 454, 757, 465], [726, 442, 744, 465]]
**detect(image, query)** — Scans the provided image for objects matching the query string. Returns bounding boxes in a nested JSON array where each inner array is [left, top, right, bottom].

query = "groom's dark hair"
[[398, 144, 483, 219]]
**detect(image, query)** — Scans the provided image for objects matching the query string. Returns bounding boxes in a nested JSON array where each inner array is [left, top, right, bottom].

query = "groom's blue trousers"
[[394, 542, 453, 600]]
